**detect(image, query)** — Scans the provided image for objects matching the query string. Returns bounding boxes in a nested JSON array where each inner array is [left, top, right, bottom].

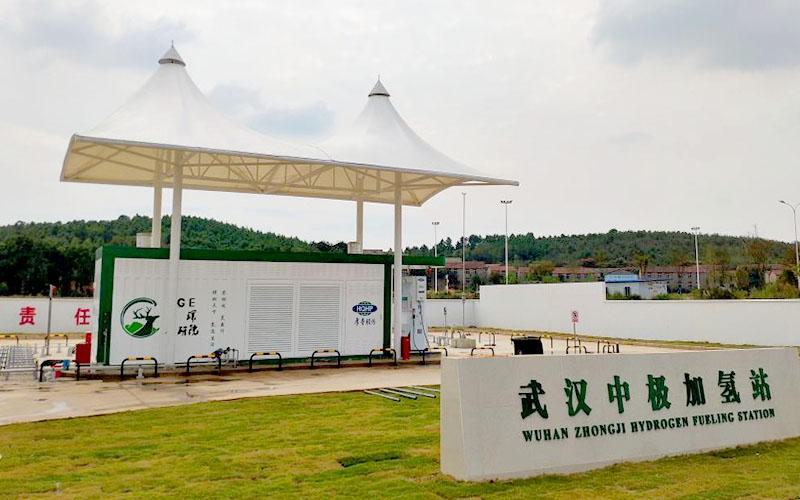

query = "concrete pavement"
[[0, 333, 690, 426]]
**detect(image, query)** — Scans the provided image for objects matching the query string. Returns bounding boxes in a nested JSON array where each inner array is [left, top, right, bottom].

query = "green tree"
[[527, 260, 554, 281], [633, 253, 649, 278], [744, 236, 774, 285]]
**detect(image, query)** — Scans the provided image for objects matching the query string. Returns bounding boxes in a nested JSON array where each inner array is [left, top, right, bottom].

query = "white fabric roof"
[[60, 46, 517, 206], [319, 80, 514, 190]]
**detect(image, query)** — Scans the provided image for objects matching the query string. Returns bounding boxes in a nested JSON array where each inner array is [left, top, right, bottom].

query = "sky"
[[2, 0, 800, 250]]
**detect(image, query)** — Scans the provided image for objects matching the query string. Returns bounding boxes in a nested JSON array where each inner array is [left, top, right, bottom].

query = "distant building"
[[552, 267, 607, 282], [605, 271, 668, 299], [765, 264, 789, 284], [444, 258, 488, 285], [552, 265, 712, 292], [487, 264, 517, 281], [438, 259, 786, 291], [640, 266, 711, 292]]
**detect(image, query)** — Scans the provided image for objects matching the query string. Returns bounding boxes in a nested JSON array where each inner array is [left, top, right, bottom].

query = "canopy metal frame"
[[64, 138, 503, 206]]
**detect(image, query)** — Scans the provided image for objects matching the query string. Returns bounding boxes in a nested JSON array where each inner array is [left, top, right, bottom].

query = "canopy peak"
[[158, 42, 186, 67], [368, 78, 390, 97]]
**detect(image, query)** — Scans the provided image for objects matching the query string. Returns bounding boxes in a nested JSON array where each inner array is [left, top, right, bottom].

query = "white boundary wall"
[[424, 299, 478, 328], [474, 283, 800, 346], [0, 297, 94, 335]]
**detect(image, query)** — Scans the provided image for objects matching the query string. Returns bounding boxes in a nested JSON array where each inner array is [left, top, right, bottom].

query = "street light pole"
[[461, 192, 466, 327], [432, 221, 440, 294], [501, 200, 512, 284], [778, 200, 800, 288], [692, 227, 701, 290]]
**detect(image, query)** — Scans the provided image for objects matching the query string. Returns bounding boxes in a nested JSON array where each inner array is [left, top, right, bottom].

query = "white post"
[[779, 201, 800, 289], [356, 198, 364, 247], [505, 205, 509, 284], [393, 173, 403, 351], [45, 285, 53, 356], [794, 209, 799, 270], [461, 192, 466, 327], [793, 208, 799, 288], [167, 156, 183, 358], [432, 221, 439, 294], [692, 227, 701, 289], [501, 200, 512, 284], [151, 164, 162, 248]]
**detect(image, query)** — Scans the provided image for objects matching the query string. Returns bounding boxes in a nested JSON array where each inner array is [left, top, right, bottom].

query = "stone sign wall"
[[441, 348, 800, 481]]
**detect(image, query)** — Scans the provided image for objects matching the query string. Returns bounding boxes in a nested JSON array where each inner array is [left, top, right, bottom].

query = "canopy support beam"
[[393, 172, 402, 351], [151, 163, 162, 248], [167, 155, 183, 358], [356, 177, 364, 247], [356, 199, 364, 246]]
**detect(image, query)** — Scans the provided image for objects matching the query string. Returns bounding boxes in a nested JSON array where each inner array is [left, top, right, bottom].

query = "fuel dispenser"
[[398, 276, 429, 358]]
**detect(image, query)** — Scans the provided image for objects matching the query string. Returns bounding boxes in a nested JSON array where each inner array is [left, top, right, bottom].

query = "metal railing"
[[565, 337, 582, 353], [478, 331, 496, 346], [368, 348, 397, 367], [46, 333, 69, 346], [120, 357, 159, 380], [0, 334, 19, 346], [418, 346, 448, 365], [470, 346, 495, 357], [186, 353, 221, 376], [566, 345, 588, 354], [600, 342, 620, 354], [248, 351, 282, 372], [310, 349, 341, 369]]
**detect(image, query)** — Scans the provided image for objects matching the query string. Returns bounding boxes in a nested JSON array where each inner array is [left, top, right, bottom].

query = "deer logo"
[[120, 298, 160, 338]]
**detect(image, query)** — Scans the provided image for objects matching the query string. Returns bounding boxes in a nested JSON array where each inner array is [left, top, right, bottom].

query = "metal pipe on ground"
[[411, 386, 440, 393], [390, 387, 436, 398], [364, 390, 400, 402], [380, 388, 417, 400]]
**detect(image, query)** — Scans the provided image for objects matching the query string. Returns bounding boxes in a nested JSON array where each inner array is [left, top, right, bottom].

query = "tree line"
[[0, 216, 792, 297], [406, 229, 792, 269], [0, 215, 346, 296]]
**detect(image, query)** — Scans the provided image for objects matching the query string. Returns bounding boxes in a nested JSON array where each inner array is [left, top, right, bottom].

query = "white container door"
[[344, 280, 384, 356]]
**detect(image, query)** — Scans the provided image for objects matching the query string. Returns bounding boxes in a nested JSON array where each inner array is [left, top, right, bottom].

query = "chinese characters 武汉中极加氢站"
[[519, 369, 771, 420]]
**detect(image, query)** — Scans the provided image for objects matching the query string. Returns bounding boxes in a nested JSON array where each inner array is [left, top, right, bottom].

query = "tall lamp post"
[[691, 227, 701, 290], [432, 221, 440, 294], [461, 192, 466, 327], [778, 200, 800, 288], [501, 200, 512, 284]]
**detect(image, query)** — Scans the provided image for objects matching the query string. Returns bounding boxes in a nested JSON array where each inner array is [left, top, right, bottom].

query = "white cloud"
[[592, 0, 800, 70], [1, 0, 799, 252], [0, 0, 192, 70]]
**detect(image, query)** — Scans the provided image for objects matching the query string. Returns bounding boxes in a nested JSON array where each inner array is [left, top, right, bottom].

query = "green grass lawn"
[[2, 390, 800, 499]]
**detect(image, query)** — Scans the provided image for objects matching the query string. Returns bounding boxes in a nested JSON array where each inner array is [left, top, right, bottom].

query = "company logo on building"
[[120, 297, 160, 338], [352, 301, 378, 316]]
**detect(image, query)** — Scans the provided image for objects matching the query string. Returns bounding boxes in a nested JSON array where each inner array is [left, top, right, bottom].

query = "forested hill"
[[406, 229, 793, 269], [0, 215, 792, 296], [0, 215, 342, 253], [0, 215, 346, 296]]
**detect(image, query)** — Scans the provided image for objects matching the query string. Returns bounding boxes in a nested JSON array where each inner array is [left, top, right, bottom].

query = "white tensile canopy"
[[60, 44, 518, 351]]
